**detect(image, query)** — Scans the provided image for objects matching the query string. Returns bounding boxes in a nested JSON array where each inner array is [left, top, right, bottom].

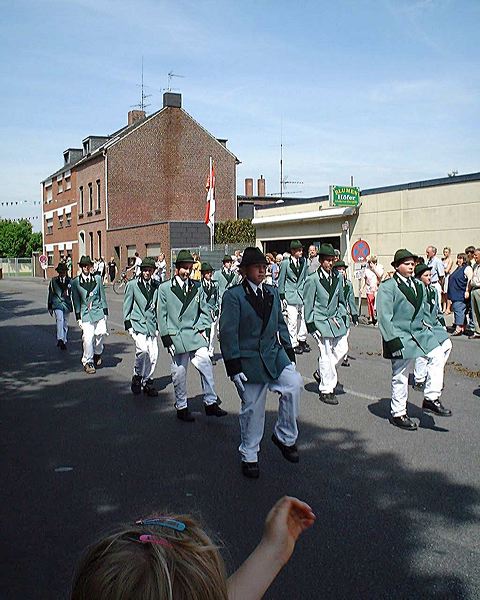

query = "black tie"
[[256, 287, 263, 301], [183, 281, 188, 296]]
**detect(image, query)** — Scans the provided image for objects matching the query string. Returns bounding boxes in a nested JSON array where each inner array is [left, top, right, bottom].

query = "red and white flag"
[[204, 157, 215, 233]]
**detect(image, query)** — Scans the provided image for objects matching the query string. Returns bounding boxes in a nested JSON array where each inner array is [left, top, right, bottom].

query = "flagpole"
[[210, 156, 214, 251]]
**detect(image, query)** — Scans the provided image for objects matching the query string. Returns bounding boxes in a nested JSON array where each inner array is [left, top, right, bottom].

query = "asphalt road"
[[1, 277, 479, 600]]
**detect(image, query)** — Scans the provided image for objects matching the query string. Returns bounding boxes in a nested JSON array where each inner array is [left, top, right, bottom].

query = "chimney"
[[128, 110, 146, 126], [257, 175, 266, 197], [163, 92, 182, 108], [245, 178, 253, 197]]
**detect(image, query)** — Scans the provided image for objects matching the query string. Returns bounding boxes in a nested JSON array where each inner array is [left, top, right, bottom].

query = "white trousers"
[[208, 318, 217, 357], [316, 336, 345, 393], [414, 338, 452, 384], [55, 309, 69, 342], [391, 344, 446, 416], [132, 332, 158, 385], [80, 318, 107, 365], [285, 304, 307, 347], [237, 363, 302, 462], [170, 346, 217, 410]]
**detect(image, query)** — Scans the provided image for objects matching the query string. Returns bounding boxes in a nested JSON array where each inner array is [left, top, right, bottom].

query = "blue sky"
[[1, 0, 479, 226]]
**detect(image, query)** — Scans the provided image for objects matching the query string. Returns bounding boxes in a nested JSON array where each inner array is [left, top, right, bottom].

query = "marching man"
[[200, 262, 219, 364], [304, 244, 347, 405], [212, 255, 240, 312], [157, 250, 227, 422], [333, 259, 359, 367], [376, 249, 452, 431], [412, 263, 453, 404], [71, 255, 109, 374], [47, 261, 73, 350], [123, 257, 160, 397], [220, 247, 302, 479], [278, 240, 310, 354]]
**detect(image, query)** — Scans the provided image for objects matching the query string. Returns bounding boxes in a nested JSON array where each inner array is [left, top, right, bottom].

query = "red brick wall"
[[76, 156, 107, 261], [107, 223, 170, 271]]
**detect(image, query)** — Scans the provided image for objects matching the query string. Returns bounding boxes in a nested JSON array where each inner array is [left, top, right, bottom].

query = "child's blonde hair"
[[71, 513, 228, 600]]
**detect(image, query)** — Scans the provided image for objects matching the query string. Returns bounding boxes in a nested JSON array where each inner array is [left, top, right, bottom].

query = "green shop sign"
[[329, 185, 360, 207]]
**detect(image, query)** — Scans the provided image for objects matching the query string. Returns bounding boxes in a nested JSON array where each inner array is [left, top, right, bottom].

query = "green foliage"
[[0, 219, 41, 257], [214, 219, 256, 244]]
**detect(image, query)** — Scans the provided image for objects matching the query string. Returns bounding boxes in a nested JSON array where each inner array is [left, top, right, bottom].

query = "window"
[[46, 185, 52, 203], [66, 212, 72, 227], [146, 243, 161, 258], [65, 176, 71, 191], [127, 245, 136, 267], [58, 214, 64, 228], [58, 180, 63, 194], [79, 186, 84, 215], [97, 231, 102, 258], [96, 180, 101, 211], [88, 183, 93, 213], [89, 232, 94, 257], [46, 218, 53, 235], [47, 251, 54, 266]]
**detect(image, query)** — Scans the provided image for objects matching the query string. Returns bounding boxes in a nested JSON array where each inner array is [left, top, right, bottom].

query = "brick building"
[[41, 93, 238, 275]]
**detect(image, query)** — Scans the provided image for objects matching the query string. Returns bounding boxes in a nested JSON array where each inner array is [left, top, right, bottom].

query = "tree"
[[0, 219, 41, 257], [214, 219, 256, 244]]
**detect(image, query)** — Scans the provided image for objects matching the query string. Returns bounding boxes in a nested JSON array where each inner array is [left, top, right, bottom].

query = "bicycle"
[[113, 270, 132, 294]]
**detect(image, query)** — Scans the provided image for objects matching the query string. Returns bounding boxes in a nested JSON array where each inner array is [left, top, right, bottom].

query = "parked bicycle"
[[113, 270, 132, 294]]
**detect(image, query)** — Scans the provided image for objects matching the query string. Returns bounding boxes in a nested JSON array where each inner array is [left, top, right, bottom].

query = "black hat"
[[200, 262, 214, 273], [140, 257, 156, 269], [318, 243, 336, 257], [78, 255, 94, 267], [175, 250, 195, 265], [239, 247, 268, 268], [391, 249, 417, 268], [290, 240, 303, 250], [55, 262, 68, 273], [333, 260, 347, 268], [414, 263, 431, 278], [222, 254, 233, 263]]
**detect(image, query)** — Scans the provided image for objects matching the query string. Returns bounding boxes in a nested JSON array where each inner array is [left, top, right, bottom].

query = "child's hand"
[[261, 496, 316, 566]]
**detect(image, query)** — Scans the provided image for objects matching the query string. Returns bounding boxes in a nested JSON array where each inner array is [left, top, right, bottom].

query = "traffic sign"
[[39, 254, 47, 264], [351, 239, 370, 263], [41, 262, 48, 270]]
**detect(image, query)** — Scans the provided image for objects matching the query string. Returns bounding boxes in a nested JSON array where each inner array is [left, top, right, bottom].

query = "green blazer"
[[157, 277, 211, 354], [47, 276, 73, 313], [219, 280, 295, 383], [304, 270, 348, 338], [71, 274, 108, 323], [422, 283, 449, 345], [123, 278, 159, 337], [337, 276, 358, 328], [376, 274, 439, 359], [212, 268, 240, 303], [202, 280, 219, 323], [278, 257, 308, 305]]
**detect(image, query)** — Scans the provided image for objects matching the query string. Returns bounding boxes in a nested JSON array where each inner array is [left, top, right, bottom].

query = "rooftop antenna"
[[447, 169, 458, 177], [271, 120, 303, 198], [164, 70, 185, 92], [131, 57, 151, 111]]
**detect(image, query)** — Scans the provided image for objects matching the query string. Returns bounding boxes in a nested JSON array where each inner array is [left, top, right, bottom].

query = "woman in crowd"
[[442, 246, 454, 313], [447, 253, 473, 336], [107, 257, 117, 284], [154, 253, 167, 282]]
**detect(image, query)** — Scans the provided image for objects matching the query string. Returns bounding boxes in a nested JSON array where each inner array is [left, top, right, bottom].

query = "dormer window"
[[83, 139, 90, 155]]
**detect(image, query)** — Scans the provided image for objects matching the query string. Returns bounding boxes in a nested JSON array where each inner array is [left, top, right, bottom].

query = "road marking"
[[303, 375, 380, 402]]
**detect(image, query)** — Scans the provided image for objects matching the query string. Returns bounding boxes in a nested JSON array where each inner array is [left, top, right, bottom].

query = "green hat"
[[333, 260, 347, 268], [175, 250, 195, 265], [391, 249, 417, 268], [222, 254, 233, 263], [200, 262, 214, 273], [55, 262, 68, 273], [78, 255, 94, 267], [318, 243, 336, 257], [290, 240, 303, 251], [414, 263, 431, 278], [239, 247, 268, 268], [140, 257, 156, 269]]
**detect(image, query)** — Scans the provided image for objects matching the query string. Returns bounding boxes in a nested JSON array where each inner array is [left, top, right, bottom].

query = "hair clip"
[[135, 518, 186, 532], [139, 535, 173, 548]]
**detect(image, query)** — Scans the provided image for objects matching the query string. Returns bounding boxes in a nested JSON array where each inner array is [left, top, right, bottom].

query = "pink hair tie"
[[139, 534, 172, 548]]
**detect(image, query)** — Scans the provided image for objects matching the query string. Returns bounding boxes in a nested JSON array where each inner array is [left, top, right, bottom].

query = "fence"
[[170, 243, 252, 273], [0, 257, 34, 277]]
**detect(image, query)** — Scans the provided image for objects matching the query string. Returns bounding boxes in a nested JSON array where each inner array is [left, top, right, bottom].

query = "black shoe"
[[299, 340, 311, 353], [93, 353, 102, 367], [271, 433, 299, 463], [176, 408, 195, 422], [210, 356, 217, 365], [413, 380, 425, 392], [143, 383, 158, 397], [293, 345, 303, 355], [313, 370, 321, 384], [423, 399, 452, 417], [205, 403, 227, 417], [56, 340, 62, 348], [319, 392, 338, 405], [131, 375, 142, 395], [58, 340, 67, 350], [84, 362, 96, 374], [241, 461, 259, 479], [341, 358, 350, 367], [391, 415, 417, 430]]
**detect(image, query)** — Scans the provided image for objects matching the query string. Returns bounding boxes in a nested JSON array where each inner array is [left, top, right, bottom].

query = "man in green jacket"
[[304, 244, 347, 405], [220, 247, 302, 479], [278, 240, 310, 354], [376, 249, 451, 431], [47, 262, 73, 350], [71, 255, 109, 374], [333, 259, 359, 367], [200, 262, 219, 364], [123, 257, 160, 397], [212, 254, 240, 310], [157, 250, 227, 422]]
